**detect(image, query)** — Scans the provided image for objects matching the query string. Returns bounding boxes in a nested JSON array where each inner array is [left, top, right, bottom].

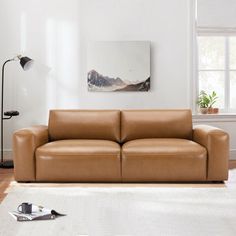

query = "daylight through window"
[[197, 35, 236, 112]]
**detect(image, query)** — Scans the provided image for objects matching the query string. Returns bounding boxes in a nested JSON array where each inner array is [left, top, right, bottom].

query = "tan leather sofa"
[[13, 110, 229, 182]]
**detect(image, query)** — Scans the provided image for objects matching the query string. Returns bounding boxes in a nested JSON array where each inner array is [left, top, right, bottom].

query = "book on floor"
[[9, 204, 66, 221]]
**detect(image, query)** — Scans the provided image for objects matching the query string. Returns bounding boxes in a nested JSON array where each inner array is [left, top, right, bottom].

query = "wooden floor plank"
[[229, 160, 236, 169], [0, 168, 14, 203]]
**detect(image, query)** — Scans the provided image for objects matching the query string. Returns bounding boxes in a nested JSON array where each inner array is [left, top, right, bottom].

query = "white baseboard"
[[230, 149, 236, 160], [2, 150, 13, 160]]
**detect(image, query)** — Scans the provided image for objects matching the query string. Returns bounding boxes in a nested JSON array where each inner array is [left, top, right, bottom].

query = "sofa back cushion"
[[121, 110, 192, 142], [48, 110, 120, 142]]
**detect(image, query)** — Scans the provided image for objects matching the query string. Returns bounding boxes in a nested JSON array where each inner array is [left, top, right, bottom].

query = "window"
[[197, 35, 236, 112]]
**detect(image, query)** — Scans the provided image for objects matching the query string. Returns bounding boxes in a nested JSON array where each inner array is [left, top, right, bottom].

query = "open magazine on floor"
[[9, 204, 66, 221]]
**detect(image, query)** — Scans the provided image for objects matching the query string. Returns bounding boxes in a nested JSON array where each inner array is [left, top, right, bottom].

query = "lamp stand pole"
[[0, 55, 32, 168], [0, 59, 14, 168]]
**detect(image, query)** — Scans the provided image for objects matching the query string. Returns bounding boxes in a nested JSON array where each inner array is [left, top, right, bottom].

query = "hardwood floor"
[[1, 160, 236, 204], [229, 160, 236, 169], [0, 168, 14, 203]]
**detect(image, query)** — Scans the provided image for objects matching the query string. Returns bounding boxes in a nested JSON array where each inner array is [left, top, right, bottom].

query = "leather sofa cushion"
[[121, 110, 192, 142], [122, 138, 207, 182], [48, 110, 120, 142], [36, 140, 121, 182]]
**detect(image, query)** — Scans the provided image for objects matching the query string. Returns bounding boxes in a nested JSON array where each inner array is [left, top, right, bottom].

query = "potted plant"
[[197, 90, 210, 114], [207, 91, 219, 114], [197, 90, 219, 114]]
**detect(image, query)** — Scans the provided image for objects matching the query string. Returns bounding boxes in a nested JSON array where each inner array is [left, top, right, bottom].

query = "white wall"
[[0, 0, 192, 150], [3, 0, 236, 158], [1, 0, 236, 160]]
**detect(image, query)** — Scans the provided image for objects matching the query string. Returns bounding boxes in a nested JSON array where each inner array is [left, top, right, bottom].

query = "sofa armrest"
[[13, 125, 49, 181], [193, 125, 229, 181]]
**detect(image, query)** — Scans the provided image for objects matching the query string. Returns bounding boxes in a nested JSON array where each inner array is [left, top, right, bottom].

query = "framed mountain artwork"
[[87, 41, 150, 92]]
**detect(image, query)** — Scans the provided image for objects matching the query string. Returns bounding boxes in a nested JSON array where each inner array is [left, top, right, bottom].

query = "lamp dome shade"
[[20, 56, 34, 70]]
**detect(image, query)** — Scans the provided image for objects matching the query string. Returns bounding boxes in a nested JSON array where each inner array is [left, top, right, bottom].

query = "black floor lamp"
[[0, 55, 34, 168]]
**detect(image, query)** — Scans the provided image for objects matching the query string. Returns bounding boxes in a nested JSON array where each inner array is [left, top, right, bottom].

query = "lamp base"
[[0, 160, 14, 168]]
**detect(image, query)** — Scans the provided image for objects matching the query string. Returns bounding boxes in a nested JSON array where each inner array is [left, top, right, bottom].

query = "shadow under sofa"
[[13, 109, 229, 182]]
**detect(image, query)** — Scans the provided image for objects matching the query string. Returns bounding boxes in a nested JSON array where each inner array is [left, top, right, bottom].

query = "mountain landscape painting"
[[87, 41, 150, 92]]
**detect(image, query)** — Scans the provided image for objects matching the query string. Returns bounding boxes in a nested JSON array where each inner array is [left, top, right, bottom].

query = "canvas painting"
[[87, 41, 150, 92]]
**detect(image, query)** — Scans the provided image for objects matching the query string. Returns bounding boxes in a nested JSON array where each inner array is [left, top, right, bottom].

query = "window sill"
[[193, 113, 236, 122]]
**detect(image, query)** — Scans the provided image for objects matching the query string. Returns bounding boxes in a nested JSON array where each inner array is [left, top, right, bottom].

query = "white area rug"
[[1, 183, 236, 236]]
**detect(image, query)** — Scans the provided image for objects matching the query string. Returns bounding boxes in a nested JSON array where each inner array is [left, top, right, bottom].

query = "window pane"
[[198, 36, 225, 70], [199, 71, 225, 108], [230, 72, 236, 108], [230, 37, 236, 70]]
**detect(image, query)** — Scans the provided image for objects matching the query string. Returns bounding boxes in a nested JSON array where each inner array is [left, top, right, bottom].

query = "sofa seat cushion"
[[36, 140, 121, 182], [122, 138, 207, 182]]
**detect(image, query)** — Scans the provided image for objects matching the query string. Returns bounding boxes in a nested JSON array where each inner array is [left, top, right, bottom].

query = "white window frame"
[[191, 0, 236, 119], [196, 32, 236, 113]]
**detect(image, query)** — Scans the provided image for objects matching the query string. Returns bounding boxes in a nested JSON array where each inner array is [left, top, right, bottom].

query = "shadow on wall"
[[2, 0, 81, 150]]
